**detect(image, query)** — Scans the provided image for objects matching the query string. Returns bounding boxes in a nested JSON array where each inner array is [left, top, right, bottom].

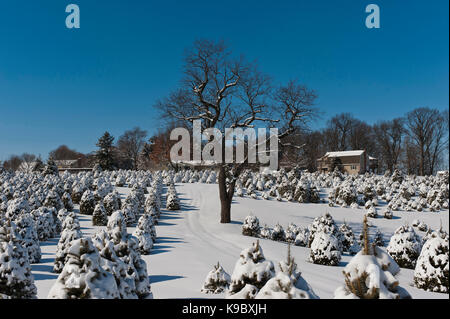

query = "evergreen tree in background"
[[43, 157, 59, 176], [31, 157, 45, 173], [96, 132, 115, 171]]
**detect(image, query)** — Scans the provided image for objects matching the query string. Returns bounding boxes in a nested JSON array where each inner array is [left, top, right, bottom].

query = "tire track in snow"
[[179, 184, 243, 261]]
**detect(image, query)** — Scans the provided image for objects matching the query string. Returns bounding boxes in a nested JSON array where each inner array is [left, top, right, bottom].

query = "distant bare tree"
[[349, 120, 377, 155], [49, 145, 84, 160], [403, 136, 420, 174], [156, 39, 318, 223], [373, 118, 405, 172], [117, 127, 148, 170], [324, 113, 356, 151], [3, 155, 23, 171], [280, 130, 324, 172], [405, 107, 447, 175]]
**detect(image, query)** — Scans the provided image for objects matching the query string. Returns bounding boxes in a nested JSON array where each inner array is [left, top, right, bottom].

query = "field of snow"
[[32, 183, 449, 299]]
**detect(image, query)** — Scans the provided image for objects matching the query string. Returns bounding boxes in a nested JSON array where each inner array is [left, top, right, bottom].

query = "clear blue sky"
[[0, 0, 448, 160]]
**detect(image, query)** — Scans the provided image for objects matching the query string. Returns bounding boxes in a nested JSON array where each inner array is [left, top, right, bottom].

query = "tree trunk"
[[218, 165, 231, 223]]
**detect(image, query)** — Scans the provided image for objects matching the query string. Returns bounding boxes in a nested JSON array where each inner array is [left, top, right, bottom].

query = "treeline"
[[0, 127, 170, 172], [1, 107, 448, 176], [281, 107, 449, 175]]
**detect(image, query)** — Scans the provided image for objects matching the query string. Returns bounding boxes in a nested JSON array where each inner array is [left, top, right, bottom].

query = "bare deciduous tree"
[[117, 127, 148, 170], [324, 113, 355, 151], [405, 107, 447, 175], [49, 145, 84, 161], [156, 39, 318, 223], [373, 118, 405, 172]]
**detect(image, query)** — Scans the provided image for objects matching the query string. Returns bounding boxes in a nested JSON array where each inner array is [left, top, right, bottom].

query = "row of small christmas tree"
[[201, 242, 319, 299]]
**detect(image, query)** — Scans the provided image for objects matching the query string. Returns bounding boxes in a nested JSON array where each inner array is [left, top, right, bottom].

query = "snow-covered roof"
[[323, 150, 365, 158], [173, 160, 219, 166], [54, 160, 78, 165]]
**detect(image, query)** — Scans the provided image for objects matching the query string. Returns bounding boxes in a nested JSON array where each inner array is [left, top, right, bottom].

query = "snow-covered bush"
[[43, 190, 63, 211], [334, 249, 411, 299], [122, 204, 137, 226]]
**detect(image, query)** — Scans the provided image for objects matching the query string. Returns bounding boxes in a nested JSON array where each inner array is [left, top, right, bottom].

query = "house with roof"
[[317, 150, 377, 175]]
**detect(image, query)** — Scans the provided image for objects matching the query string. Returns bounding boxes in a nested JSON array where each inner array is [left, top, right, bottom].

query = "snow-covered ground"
[[33, 183, 449, 299]]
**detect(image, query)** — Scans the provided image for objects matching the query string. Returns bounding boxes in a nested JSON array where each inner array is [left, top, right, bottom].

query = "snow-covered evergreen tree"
[[271, 223, 286, 242], [32, 207, 57, 241], [373, 229, 385, 247], [53, 212, 83, 273], [92, 230, 138, 299], [309, 231, 341, 266], [132, 214, 154, 255], [5, 197, 30, 220], [103, 191, 121, 215], [387, 225, 422, 269], [201, 262, 231, 294], [43, 157, 59, 176], [61, 192, 74, 211], [259, 224, 272, 239], [383, 208, 393, 219], [166, 189, 180, 210], [107, 211, 153, 299], [256, 245, 318, 299], [15, 215, 41, 263], [92, 202, 108, 226], [43, 190, 63, 211], [294, 228, 309, 247], [338, 222, 360, 255], [48, 237, 120, 299], [414, 236, 449, 293], [0, 221, 37, 299], [366, 206, 378, 218], [334, 217, 411, 299], [242, 215, 260, 237], [308, 212, 342, 250], [95, 132, 115, 171], [79, 190, 96, 215], [227, 241, 275, 298]]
